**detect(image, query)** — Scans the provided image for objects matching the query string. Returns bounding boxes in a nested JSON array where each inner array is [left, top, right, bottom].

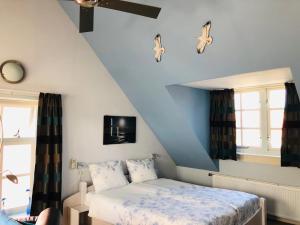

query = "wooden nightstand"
[[70, 205, 90, 225]]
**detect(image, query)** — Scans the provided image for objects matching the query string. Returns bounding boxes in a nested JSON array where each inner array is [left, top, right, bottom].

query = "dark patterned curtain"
[[31, 93, 62, 216], [210, 89, 237, 160], [281, 83, 300, 168]]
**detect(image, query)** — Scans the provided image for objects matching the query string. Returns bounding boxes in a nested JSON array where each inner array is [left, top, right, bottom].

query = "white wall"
[[0, 0, 176, 199]]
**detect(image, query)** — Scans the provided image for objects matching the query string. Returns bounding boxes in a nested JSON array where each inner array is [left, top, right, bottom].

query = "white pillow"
[[89, 160, 128, 193], [126, 158, 158, 183]]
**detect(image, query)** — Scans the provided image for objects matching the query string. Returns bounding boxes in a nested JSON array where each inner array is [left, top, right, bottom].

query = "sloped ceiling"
[[59, 0, 300, 171]]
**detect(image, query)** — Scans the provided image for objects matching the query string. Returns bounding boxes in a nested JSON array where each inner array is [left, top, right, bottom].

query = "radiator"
[[212, 174, 300, 222]]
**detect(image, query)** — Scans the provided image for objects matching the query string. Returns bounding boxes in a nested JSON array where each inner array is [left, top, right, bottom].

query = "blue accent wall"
[[167, 85, 210, 154], [59, 0, 300, 171]]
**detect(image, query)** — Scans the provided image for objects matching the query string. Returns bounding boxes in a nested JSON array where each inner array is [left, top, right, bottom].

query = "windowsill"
[[4, 206, 27, 218], [237, 152, 280, 166], [10, 212, 27, 220]]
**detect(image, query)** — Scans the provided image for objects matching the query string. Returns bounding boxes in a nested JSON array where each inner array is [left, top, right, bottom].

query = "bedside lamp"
[[1, 170, 18, 184]]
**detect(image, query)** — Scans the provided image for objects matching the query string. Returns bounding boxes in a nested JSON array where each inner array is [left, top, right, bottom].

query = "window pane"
[[270, 110, 284, 129], [236, 129, 242, 146], [2, 145, 31, 175], [2, 176, 30, 210], [242, 111, 260, 128], [2, 106, 37, 138], [269, 89, 286, 109], [270, 130, 282, 149], [235, 111, 241, 128], [241, 92, 260, 109], [242, 129, 261, 147], [234, 93, 241, 110]]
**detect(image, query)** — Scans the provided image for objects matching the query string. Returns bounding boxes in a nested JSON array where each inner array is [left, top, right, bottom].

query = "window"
[[235, 85, 285, 157], [0, 99, 38, 216]]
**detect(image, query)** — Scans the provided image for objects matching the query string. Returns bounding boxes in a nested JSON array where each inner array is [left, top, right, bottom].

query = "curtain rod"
[[208, 81, 294, 92], [233, 82, 292, 91]]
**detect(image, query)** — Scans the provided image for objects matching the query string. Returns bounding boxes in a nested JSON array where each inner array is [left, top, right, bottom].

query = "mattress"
[[86, 178, 260, 225]]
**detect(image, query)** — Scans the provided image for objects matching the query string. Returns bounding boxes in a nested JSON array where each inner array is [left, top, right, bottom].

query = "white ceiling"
[[182, 67, 293, 90]]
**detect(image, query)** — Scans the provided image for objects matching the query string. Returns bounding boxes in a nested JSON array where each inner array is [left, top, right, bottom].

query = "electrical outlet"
[[77, 162, 88, 169]]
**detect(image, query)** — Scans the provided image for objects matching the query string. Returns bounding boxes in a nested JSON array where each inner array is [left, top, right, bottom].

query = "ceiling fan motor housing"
[[75, 0, 98, 7]]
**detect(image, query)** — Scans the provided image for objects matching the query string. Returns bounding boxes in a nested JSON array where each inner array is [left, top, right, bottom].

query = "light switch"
[[70, 159, 77, 169]]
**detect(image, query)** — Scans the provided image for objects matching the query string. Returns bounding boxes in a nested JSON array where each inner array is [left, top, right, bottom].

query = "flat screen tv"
[[103, 115, 136, 145]]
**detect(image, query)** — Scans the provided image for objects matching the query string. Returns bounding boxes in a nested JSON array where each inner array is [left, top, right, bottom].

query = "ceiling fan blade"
[[98, 0, 161, 19], [80, 6, 94, 33]]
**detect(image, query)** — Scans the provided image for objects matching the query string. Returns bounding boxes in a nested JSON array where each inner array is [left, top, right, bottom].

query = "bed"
[[63, 178, 266, 225]]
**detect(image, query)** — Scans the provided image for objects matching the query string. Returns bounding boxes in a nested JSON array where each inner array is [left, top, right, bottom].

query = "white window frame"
[[235, 84, 285, 157], [0, 99, 38, 215]]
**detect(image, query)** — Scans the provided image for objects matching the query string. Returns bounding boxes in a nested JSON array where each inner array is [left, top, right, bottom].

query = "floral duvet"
[[87, 178, 260, 225]]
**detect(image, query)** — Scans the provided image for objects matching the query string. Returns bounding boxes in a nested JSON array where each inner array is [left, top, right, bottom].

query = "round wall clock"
[[0, 60, 26, 84]]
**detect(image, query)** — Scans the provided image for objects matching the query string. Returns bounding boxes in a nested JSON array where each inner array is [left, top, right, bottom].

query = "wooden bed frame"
[[63, 185, 267, 225]]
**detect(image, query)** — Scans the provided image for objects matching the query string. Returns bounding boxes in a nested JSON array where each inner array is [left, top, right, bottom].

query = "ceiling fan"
[[66, 0, 161, 33]]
